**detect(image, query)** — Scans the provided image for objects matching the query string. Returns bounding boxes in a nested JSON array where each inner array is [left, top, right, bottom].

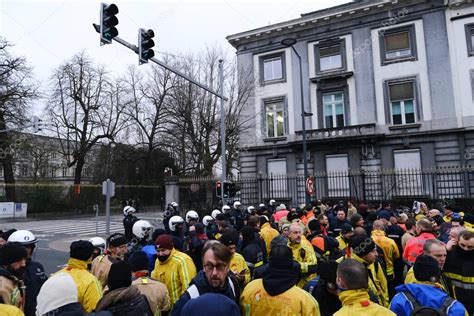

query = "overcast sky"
[[1, 0, 347, 112]]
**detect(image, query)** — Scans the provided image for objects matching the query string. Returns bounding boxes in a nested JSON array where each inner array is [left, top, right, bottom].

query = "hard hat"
[[123, 206, 136, 216], [222, 205, 231, 214], [211, 209, 221, 219], [269, 199, 276, 205], [185, 210, 199, 224], [247, 206, 256, 214], [169, 215, 185, 232], [7, 230, 37, 245], [202, 215, 214, 227], [171, 202, 178, 208], [88, 237, 106, 248], [233, 201, 241, 209], [132, 220, 154, 239]]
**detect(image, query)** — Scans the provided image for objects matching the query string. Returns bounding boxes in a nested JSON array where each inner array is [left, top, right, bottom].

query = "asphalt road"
[[0, 212, 164, 275]]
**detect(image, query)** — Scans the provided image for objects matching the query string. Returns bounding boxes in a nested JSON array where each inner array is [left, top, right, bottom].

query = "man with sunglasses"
[[171, 240, 241, 316]]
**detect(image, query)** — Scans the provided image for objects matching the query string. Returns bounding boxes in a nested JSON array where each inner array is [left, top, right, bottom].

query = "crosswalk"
[[0, 219, 125, 237]]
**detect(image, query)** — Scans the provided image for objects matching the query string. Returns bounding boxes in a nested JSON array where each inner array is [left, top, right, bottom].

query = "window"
[[21, 165, 28, 177], [260, 53, 285, 84], [380, 25, 417, 64], [326, 154, 350, 197], [267, 159, 288, 198], [394, 149, 422, 196], [62, 167, 68, 177], [51, 167, 56, 178], [265, 100, 286, 138], [466, 24, 474, 56], [471, 70, 474, 101], [315, 40, 345, 73], [323, 92, 345, 128], [388, 81, 416, 125]]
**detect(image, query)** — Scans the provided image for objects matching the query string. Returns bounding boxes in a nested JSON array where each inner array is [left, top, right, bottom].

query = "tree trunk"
[[74, 156, 85, 185], [0, 112, 16, 201]]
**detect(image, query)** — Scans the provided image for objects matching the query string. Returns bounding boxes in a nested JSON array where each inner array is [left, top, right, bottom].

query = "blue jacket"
[[141, 245, 156, 273], [390, 284, 466, 316]]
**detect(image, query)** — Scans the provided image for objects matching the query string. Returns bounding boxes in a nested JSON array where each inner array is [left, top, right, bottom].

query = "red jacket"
[[402, 232, 436, 265]]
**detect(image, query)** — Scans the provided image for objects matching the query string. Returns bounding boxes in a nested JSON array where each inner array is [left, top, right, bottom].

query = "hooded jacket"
[[171, 270, 240, 316], [240, 269, 320, 316], [371, 230, 400, 276], [390, 283, 467, 316], [402, 232, 436, 265], [287, 240, 317, 287], [259, 223, 279, 254], [150, 248, 196, 306], [0, 304, 24, 316], [0, 266, 25, 311], [95, 286, 152, 316], [334, 289, 395, 316], [57, 258, 103, 313], [24, 259, 48, 316]]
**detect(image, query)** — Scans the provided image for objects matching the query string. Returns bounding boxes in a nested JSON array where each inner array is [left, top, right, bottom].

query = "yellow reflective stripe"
[[171, 271, 178, 303], [244, 303, 250, 316], [444, 272, 474, 284], [141, 277, 149, 284], [173, 255, 191, 287], [254, 261, 263, 268]]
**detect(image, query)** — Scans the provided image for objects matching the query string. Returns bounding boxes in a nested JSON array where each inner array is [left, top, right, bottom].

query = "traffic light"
[[229, 183, 238, 198], [100, 3, 119, 45], [223, 182, 231, 199], [216, 181, 222, 198], [138, 28, 155, 64]]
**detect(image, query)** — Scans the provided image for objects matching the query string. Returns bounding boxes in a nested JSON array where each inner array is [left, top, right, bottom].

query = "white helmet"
[[88, 237, 106, 249], [185, 210, 199, 224], [202, 215, 214, 227], [171, 202, 178, 208], [270, 199, 276, 205], [132, 220, 154, 239], [7, 230, 37, 245], [247, 206, 256, 214], [211, 209, 221, 219], [259, 203, 265, 208], [233, 201, 241, 209], [123, 206, 136, 216], [222, 205, 231, 214], [169, 215, 185, 232]]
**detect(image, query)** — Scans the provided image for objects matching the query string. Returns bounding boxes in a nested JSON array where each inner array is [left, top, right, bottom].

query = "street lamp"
[[281, 38, 311, 206]]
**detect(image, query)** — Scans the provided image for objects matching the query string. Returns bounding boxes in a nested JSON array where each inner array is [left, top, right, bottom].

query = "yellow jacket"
[[0, 304, 24, 316], [230, 252, 251, 286], [334, 289, 395, 316], [404, 267, 448, 293], [371, 230, 400, 276], [174, 250, 197, 277], [260, 223, 279, 254], [336, 235, 349, 251], [240, 279, 320, 316], [151, 248, 196, 306], [58, 258, 103, 313], [288, 240, 317, 287], [338, 253, 389, 307]]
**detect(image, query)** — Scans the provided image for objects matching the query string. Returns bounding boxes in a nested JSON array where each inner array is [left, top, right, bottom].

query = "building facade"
[[227, 0, 474, 205]]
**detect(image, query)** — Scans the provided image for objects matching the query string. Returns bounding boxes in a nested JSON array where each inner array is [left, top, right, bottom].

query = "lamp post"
[[281, 38, 311, 206]]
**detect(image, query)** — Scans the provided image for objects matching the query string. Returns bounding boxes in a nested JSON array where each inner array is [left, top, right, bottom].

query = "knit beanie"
[[378, 210, 391, 221], [269, 245, 293, 269], [107, 233, 127, 248], [340, 223, 353, 235], [181, 293, 240, 316], [414, 255, 441, 283], [70, 240, 94, 261], [36, 272, 78, 315], [0, 242, 27, 265], [155, 234, 173, 250], [107, 261, 132, 291], [220, 232, 239, 247], [349, 234, 376, 257], [308, 219, 321, 234], [127, 251, 148, 272]]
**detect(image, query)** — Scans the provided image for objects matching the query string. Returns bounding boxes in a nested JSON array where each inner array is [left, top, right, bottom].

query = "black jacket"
[[123, 215, 138, 241], [24, 260, 48, 316], [95, 286, 152, 316], [171, 270, 240, 316]]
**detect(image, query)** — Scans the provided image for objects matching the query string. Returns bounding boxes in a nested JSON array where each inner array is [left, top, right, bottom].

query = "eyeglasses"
[[203, 263, 227, 272]]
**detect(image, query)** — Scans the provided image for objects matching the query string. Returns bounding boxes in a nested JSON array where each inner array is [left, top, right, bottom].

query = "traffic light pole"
[[219, 60, 226, 205]]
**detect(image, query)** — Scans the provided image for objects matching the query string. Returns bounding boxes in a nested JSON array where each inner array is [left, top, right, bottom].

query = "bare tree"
[[16, 135, 56, 181], [0, 38, 38, 200], [46, 52, 126, 185], [164, 48, 254, 177]]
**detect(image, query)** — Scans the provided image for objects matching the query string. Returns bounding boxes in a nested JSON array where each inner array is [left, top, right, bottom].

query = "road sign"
[[306, 176, 314, 196]]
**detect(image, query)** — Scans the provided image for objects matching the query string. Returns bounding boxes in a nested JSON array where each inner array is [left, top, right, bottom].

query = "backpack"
[[403, 291, 455, 316]]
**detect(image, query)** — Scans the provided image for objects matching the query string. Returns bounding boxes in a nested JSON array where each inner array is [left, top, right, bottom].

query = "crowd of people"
[[0, 199, 473, 315]]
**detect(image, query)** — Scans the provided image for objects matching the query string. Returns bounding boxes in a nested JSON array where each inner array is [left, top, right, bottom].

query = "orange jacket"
[[402, 232, 436, 265]]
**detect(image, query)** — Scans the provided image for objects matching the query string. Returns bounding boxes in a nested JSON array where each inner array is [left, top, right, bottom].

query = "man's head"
[[378, 210, 391, 226], [423, 239, 447, 269], [451, 216, 464, 228], [107, 261, 132, 291], [288, 224, 302, 244], [405, 218, 417, 232], [372, 220, 385, 232], [202, 241, 232, 288], [349, 235, 378, 264], [281, 224, 291, 237], [269, 245, 293, 270], [458, 231, 474, 252], [449, 226, 466, 242], [318, 214, 329, 227], [413, 255, 441, 284], [350, 214, 364, 228], [0, 242, 28, 277], [247, 216, 260, 229], [381, 201, 391, 210], [155, 234, 174, 262], [443, 206, 453, 217], [428, 209, 441, 218], [336, 259, 368, 291], [127, 251, 148, 273], [69, 240, 94, 263], [336, 210, 346, 221], [107, 233, 128, 260], [340, 224, 353, 241], [416, 218, 433, 235], [219, 232, 239, 254]]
